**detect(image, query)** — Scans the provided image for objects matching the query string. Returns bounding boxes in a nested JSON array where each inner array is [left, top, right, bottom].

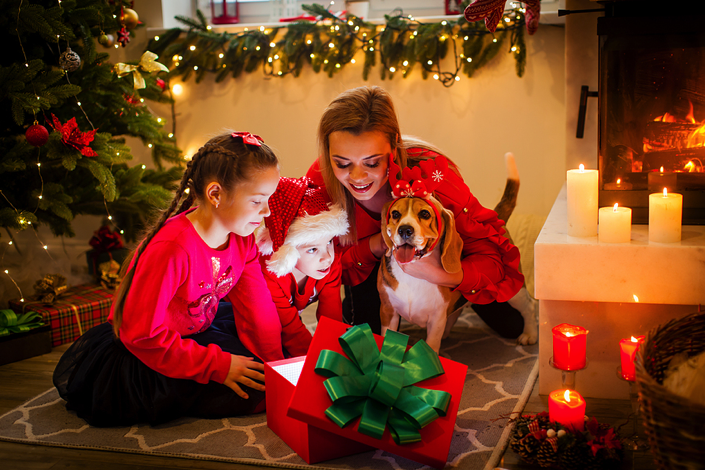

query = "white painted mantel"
[[534, 184, 705, 399]]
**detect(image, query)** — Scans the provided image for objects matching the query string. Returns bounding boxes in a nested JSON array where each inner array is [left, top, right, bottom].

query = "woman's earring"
[[386, 168, 389, 177]]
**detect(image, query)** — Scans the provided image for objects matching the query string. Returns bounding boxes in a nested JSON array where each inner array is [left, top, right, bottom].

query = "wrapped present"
[[86, 225, 130, 278], [9, 284, 114, 347], [0, 309, 50, 365], [265, 356, 373, 464], [286, 317, 468, 469]]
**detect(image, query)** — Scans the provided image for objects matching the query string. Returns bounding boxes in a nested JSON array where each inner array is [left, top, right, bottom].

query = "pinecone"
[[558, 444, 591, 470], [512, 435, 542, 464], [535, 440, 558, 468]]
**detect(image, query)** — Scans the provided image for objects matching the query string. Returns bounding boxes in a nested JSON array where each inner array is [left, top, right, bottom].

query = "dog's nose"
[[398, 225, 414, 240]]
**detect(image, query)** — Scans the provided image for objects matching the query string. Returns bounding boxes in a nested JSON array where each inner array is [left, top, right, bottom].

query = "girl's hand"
[[398, 247, 463, 288], [223, 354, 265, 399]]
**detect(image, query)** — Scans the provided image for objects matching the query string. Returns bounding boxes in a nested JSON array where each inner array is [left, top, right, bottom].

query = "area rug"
[[0, 308, 538, 470]]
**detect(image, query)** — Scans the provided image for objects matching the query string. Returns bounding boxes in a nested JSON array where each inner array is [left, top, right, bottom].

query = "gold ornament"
[[33, 274, 68, 304], [121, 8, 140, 29], [114, 51, 169, 90], [99, 259, 122, 290]]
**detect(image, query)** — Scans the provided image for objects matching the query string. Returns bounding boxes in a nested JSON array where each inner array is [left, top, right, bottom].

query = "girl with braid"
[[53, 132, 283, 427]]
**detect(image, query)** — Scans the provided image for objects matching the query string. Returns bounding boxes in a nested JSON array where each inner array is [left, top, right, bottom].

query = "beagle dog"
[[378, 193, 465, 353]]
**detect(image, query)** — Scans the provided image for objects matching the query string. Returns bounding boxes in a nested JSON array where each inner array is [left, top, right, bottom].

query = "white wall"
[[0, 4, 566, 306]]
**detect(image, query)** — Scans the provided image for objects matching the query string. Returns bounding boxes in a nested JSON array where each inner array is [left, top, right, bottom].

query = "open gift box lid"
[[287, 317, 468, 469]]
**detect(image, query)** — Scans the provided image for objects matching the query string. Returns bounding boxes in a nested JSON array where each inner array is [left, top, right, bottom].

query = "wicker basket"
[[635, 311, 705, 470]]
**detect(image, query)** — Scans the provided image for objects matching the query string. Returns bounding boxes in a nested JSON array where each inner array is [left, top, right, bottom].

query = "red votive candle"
[[619, 335, 645, 381], [552, 323, 588, 370], [548, 389, 586, 432]]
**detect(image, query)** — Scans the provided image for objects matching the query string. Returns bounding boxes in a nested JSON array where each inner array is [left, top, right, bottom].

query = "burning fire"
[[645, 101, 705, 172]]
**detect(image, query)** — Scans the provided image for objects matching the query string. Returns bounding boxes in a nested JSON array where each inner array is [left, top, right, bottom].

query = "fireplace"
[[597, 3, 705, 224]]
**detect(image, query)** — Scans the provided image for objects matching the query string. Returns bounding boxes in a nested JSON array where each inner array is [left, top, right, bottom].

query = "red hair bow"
[[388, 154, 448, 199], [231, 131, 263, 146]]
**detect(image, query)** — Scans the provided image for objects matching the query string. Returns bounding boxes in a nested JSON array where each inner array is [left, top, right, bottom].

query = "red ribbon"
[[89, 226, 124, 252], [231, 132, 263, 146]]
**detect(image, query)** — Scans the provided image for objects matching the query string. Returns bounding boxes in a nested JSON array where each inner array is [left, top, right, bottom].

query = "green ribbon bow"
[[314, 324, 451, 445], [0, 309, 44, 337]]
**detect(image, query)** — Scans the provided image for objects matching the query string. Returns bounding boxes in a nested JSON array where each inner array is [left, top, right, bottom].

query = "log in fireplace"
[[597, 1, 705, 224]]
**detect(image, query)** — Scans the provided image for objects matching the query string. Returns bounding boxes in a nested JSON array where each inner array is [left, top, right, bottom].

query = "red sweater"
[[110, 211, 284, 385], [259, 254, 343, 357], [306, 148, 524, 304]]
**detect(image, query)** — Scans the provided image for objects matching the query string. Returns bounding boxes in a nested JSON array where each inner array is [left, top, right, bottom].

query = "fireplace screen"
[[598, 17, 705, 224]]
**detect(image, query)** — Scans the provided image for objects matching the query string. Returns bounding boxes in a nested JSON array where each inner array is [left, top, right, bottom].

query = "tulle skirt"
[[53, 302, 265, 427]]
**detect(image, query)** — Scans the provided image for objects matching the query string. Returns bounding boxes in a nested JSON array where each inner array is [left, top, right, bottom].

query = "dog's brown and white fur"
[[378, 153, 538, 352]]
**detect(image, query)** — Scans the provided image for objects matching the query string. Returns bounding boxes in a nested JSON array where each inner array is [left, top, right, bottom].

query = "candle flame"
[[616, 178, 621, 184], [564, 331, 573, 337], [579, 164, 585, 172], [663, 188, 668, 197], [613, 203, 619, 212], [631, 336, 638, 342], [564, 390, 571, 402], [660, 166, 664, 173], [633, 294, 639, 302]]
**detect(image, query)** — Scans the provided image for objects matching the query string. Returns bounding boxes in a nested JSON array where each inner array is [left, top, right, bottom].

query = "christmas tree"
[[0, 0, 182, 243]]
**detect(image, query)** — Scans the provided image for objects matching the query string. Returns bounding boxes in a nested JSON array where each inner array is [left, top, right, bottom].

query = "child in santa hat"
[[255, 176, 349, 357]]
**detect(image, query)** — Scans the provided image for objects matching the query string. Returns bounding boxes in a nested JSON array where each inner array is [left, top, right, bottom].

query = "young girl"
[[306, 86, 526, 338], [255, 176, 349, 357], [53, 132, 284, 427]]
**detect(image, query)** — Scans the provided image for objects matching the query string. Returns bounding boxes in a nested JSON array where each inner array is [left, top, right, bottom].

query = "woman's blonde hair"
[[317, 86, 453, 244], [112, 132, 278, 336]]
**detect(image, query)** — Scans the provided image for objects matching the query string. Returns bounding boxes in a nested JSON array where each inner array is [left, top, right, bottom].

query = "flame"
[[564, 390, 571, 402], [686, 101, 696, 124], [579, 164, 585, 172], [633, 294, 639, 302], [660, 166, 664, 173], [616, 178, 621, 184], [685, 161, 695, 172], [646, 101, 705, 158], [613, 203, 619, 212], [663, 188, 668, 197], [631, 336, 639, 342], [564, 331, 573, 337]]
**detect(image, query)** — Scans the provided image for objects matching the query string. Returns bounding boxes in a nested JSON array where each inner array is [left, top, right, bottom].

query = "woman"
[[306, 86, 525, 338]]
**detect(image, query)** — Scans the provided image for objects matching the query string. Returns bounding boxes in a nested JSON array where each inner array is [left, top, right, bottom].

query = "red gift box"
[[287, 317, 468, 469], [8, 283, 114, 347], [265, 356, 373, 463]]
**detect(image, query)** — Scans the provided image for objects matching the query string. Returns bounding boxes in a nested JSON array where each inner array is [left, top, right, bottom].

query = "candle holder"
[[549, 356, 588, 390], [616, 366, 650, 452]]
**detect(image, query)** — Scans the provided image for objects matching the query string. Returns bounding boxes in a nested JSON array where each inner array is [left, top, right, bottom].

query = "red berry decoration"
[[26, 123, 49, 147], [156, 78, 166, 91]]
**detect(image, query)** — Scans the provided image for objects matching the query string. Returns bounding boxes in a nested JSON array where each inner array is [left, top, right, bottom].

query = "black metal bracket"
[[576, 85, 598, 139], [558, 8, 606, 17]]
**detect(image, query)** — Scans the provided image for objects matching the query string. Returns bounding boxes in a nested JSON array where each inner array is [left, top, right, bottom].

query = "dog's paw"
[[517, 328, 538, 345]]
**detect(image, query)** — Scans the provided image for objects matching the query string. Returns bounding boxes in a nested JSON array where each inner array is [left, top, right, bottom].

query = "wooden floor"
[[0, 345, 658, 470]]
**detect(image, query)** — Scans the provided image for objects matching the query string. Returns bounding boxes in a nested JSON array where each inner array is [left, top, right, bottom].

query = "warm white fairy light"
[[189, 45, 196, 51], [154, 36, 159, 41], [3, 269, 25, 301], [351, 59, 356, 64]]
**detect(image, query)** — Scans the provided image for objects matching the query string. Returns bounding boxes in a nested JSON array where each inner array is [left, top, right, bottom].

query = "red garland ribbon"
[[89, 225, 124, 252], [231, 131, 263, 146]]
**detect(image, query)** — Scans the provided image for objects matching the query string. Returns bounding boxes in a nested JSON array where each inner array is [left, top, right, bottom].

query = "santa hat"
[[255, 177, 348, 277]]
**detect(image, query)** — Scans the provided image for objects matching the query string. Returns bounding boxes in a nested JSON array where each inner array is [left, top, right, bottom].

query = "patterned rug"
[[0, 308, 538, 470]]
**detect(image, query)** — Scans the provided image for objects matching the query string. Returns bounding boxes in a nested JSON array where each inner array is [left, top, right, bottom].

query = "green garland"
[[145, 3, 529, 88]]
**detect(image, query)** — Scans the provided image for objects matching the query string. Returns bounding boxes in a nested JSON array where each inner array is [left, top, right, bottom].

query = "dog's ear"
[[439, 205, 463, 273], [380, 200, 395, 255]]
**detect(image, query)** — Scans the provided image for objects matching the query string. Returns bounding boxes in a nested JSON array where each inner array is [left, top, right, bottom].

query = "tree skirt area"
[[0, 308, 538, 470]]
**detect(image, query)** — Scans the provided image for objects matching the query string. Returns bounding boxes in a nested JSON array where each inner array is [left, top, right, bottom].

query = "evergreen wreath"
[[509, 412, 624, 469], [146, 2, 529, 88]]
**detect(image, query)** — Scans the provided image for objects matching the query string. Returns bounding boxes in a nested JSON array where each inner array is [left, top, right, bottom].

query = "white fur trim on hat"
[[259, 204, 348, 277]]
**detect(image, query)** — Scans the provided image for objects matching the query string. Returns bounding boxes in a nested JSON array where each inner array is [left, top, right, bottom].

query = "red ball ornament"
[[156, 78, 166, 91], [26, 123, 49, 147]]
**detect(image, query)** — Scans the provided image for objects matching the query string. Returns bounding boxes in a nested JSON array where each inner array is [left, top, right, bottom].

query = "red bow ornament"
[[231, 131, 263, 146], [89, 225, 125, 252], [50, 114, 98, 157], [464, 0, 541, 35]]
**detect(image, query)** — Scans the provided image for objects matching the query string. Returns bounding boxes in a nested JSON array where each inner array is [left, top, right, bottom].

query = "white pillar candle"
[[649, 189, 682, 243], [567, 164, 599, 237], [647, 166, 677, 192], [599, 203, 632, 243]]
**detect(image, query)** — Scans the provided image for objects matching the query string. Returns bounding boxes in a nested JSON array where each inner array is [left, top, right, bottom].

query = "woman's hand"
[[223, 354, 265, 399], [398, 247, 463, 288], [369, 232, 388, 259]]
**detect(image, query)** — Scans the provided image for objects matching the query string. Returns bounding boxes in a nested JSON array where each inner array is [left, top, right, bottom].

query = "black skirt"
[[53, 302, 265, 427]]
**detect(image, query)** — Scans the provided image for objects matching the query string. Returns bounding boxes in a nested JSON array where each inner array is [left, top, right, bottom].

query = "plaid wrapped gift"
[[8, 283, 114, 347]]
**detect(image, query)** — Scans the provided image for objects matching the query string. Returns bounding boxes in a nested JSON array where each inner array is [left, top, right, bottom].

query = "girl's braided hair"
[[112, 132, 278, 336]]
